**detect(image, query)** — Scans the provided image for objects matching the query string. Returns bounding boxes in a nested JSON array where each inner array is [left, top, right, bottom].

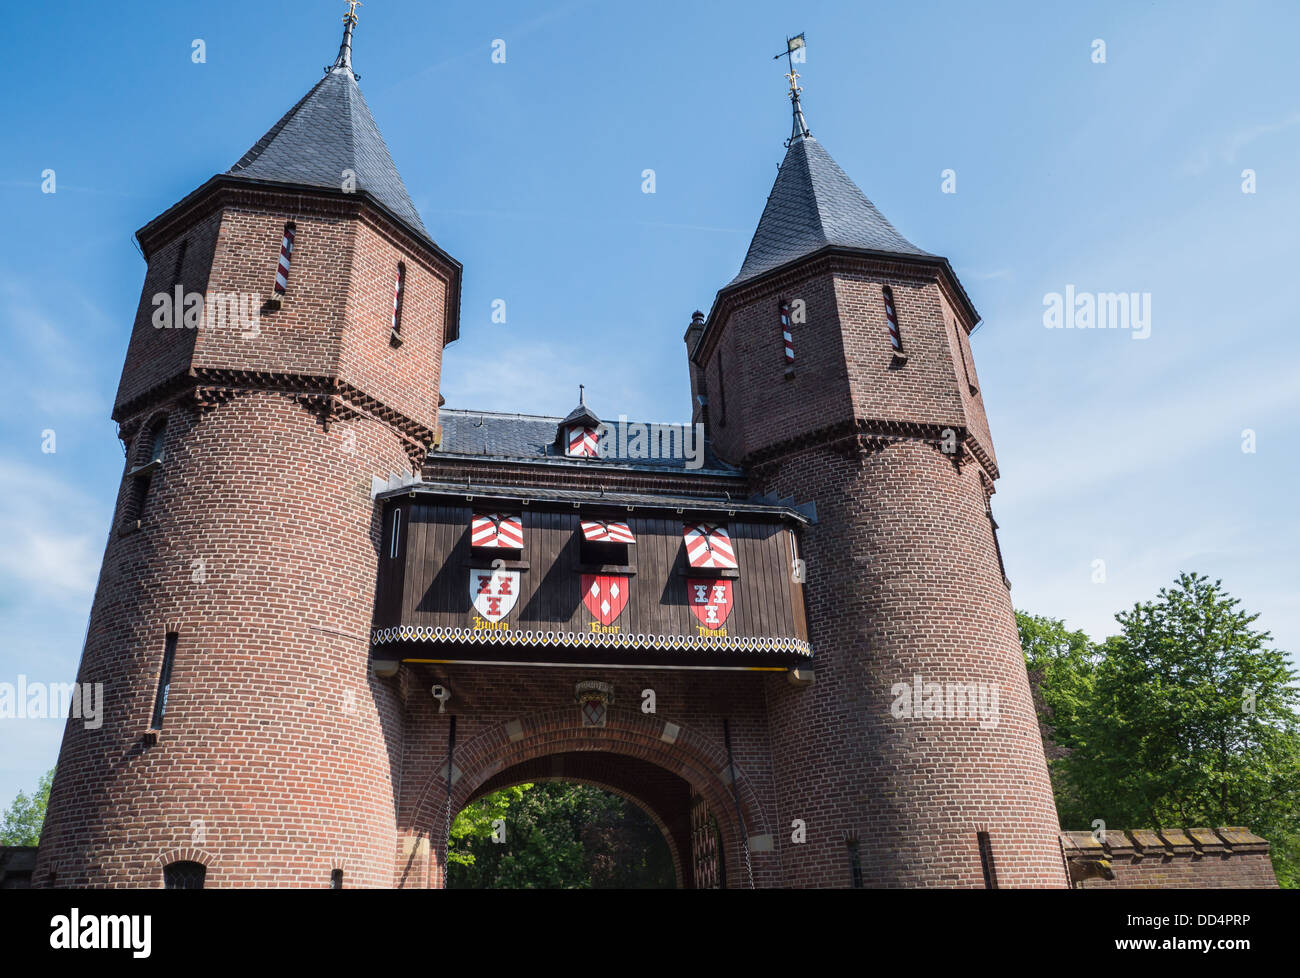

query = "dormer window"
[[567, 425, 599, 457], [555, 386, 603, 459]]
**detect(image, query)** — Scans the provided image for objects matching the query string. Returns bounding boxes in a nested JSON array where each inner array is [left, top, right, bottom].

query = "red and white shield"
[[582, 574, 629, 626], [470, 568, 519, 622], [687, 579, 733, 628]]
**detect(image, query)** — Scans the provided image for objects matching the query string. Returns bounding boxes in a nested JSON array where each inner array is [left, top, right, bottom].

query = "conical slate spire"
[[227, 3, 432, 243], [730, 134, 929, 287], [730, 67, 928, 287]]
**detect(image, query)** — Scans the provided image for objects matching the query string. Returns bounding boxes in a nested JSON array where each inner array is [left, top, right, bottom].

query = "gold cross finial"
[[344, 0, 362, 24], [785, 68, 801, 95]]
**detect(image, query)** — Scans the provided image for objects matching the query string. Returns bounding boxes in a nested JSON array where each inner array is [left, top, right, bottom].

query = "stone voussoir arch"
[[417, 706, 770, 888], [151, 847, 217, 888]]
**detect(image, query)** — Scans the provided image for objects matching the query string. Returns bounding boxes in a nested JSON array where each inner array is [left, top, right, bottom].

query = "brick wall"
[[704, 255, 1068, 887], [1063, 828, 1280, 888], [36, 393, 413, 887]]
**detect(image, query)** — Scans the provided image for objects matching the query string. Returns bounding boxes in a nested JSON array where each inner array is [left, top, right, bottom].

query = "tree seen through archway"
[[448, 782, 675, 888]]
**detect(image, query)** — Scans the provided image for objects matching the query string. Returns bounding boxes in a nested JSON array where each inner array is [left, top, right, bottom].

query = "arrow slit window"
[[882, 285, 904, 353], [150, 631, 178, 730], [272, 222, 296, 304], [779, 299, 794, 365], [390, 261, 406, 344]]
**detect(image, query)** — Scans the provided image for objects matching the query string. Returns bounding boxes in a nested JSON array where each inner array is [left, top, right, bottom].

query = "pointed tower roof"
[[729, 86, 929, 288], [227, 7, 431, 244]]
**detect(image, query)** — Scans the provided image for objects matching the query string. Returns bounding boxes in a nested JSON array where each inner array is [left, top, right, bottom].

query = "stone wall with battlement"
[[1063, 827, 1279, 888]]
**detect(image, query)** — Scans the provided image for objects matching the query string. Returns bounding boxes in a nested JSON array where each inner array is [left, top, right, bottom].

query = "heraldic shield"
[[470, 568, 520, 622], [687, 578, 733, 628], [582, 574, 629, 626]]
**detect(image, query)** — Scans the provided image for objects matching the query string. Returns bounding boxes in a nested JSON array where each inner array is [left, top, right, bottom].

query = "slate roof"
[[378, 481, 807, 523], [730, 134, 930, 287], [434, 409, 738, 475], [228, 65, 431, 243]]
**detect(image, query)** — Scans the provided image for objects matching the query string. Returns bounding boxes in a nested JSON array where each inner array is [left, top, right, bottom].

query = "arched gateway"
[[34, 10, 1068, 888], [407, 709, 771, 889]]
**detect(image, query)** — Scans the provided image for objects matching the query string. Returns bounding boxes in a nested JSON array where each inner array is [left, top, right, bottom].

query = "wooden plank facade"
[[372, 491, 811, 669]]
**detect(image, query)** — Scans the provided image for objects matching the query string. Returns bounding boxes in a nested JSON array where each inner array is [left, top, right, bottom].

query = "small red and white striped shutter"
[[779, 299, 794, 363], [471, 513, 524, 549], [567, 425, 599, 458], [683, 522, 738, 569], [882, 286, 903, 352], [580, 520, 636, 544], [392, 263, 405, 331], [274, 223, 296, 296]]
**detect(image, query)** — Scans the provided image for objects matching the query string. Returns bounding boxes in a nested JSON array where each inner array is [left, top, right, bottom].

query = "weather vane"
[[773, 33, 810, 144], [773, 32, 806, 94]]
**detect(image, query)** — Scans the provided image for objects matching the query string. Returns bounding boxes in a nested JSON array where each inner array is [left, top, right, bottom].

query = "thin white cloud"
[[0, 459, 106, 607]]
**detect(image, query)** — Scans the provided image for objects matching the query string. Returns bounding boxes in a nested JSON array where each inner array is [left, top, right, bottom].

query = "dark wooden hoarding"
[[371, 497, 810, 669]]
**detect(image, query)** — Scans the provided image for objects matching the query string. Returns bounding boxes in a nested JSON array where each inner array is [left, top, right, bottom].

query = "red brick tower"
[[691, 72, 1067, 885], [35, 11, 461, 887]]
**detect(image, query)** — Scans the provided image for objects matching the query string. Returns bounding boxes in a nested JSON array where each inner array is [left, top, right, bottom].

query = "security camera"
[[431, 685, 451, 714]]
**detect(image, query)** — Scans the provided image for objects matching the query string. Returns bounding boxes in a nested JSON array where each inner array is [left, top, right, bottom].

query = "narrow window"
[[954, 322, 977, 394], [779, 298, 794, 366], [149, 423, 166, 465], [391, 262, 406, 342], [847, 838, 864, 888], [272, 221, 296, 302], [330, 869, 344, 889], [151, 632, 178, 730], [124, 418, 167, 530], [390, 508, 402, 559], [977, 831, 998, 889], [986, 503, 1010, 589], [172, 239, 188, 287], [716, 353, 727, 427], [882, 285, 904, 353], [163, 861, 206, 889]]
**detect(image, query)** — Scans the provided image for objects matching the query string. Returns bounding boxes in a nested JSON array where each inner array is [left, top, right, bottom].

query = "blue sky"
[[1, 0, 1297, 807]]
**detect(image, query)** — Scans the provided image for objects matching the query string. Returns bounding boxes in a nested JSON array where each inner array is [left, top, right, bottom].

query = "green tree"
[[1, 768, 54, 846], [1017, 611, 1098, 826], [448, 782, 675, 889], [1063, 573, 1300, 886], [448, 783, 531, 867]]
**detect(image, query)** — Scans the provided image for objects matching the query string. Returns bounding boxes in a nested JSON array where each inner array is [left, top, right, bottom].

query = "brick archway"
[[467, 762, 688, 889], [415, 706, 770, 888]]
